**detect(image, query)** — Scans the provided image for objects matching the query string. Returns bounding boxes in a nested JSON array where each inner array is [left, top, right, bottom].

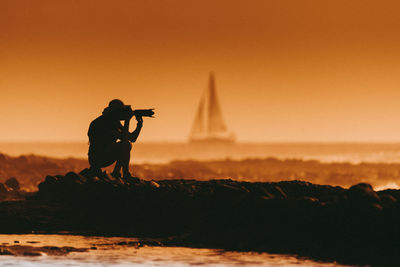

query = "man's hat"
[[103, 99, 130, 115]]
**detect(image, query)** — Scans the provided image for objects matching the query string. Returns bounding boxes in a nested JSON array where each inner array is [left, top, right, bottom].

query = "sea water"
[[1, 141, 400, 163], [0, 234, 350, 267]]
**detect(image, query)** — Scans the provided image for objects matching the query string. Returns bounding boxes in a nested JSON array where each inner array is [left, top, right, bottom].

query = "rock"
[[271, 185, 287, 199], [38, 176, 58, 197], [79, 168, 92, 178], [0, 183, 7, 194], [302, 196, 319, 203], [348, 183, 380, 203], [370, 203, 384, 211], [141, 240, 161, 247], [150, 181, 160, 188], [43, 246, 61, 251], [5, 177, 20, 191], [44, 175, 57, 183], [23, 251, 41, 256], [6, 174, 400, 266], [125, 176, 141, 184], [0, 248, 13, 255], [380, 194, 397, 206], [64, 172, 85, 184], [127, 241, 140, 247]]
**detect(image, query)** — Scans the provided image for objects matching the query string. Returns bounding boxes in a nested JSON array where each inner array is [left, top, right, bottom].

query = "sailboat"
[[189, 73, 236, 143]]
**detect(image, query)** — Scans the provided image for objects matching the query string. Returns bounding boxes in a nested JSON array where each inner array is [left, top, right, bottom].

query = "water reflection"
[[0, 234, 350, 266]]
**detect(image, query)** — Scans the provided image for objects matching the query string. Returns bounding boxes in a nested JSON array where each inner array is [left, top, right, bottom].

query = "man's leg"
[[88, 150, 104, 177], [121, 141, 132, 178], [90, 144, 120, 178], [111, 161, 122, 178], [111, 141, 132, 178]]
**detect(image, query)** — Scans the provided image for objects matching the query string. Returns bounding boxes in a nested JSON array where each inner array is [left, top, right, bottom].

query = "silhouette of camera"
[[119, 106, 154, 119], [132, 109, 155, 118]]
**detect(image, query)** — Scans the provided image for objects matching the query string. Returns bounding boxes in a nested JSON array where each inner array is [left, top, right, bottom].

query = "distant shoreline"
[[1, 151, 400, 191]]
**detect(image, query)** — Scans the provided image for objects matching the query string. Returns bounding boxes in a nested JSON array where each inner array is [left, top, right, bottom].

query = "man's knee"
[[125, 141, 132, 150], [120, 141, 132, 152]]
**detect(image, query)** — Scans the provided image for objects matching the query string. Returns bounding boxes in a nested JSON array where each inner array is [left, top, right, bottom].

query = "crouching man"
[[87, 99, 143, 179]]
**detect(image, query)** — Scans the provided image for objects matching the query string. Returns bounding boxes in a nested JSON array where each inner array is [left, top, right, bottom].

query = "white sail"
[[189, 73, 235, 143], [207, 73, 227, 134], [190, 92, 206, 138]]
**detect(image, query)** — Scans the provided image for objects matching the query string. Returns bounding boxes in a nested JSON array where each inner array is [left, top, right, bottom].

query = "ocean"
[[1, 141, 400, 164]]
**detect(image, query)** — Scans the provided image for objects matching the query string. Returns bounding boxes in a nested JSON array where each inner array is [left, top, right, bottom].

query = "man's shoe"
[[123, 174, 140, 184], [111, 171, 122, 179], [86, 167, 102, 178], [122, 171, 133, 179]]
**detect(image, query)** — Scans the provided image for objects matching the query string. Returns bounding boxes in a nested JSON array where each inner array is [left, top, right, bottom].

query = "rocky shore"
[[1, 171, 400, 266], [5, 152, 400, 191]]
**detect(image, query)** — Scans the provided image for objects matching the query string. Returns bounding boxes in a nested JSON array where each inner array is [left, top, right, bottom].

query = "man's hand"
[[136, 115, 143, 124], [125, 106, 135, 120]]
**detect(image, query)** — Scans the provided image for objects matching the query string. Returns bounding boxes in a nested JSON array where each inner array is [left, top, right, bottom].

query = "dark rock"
[[0, 183, 7, 194], [79, 168, 92, 178], [380, 194, 397, 206], [141, 240, 162, 246], [23, 251, 41, 256], [127, 241, 140, 247], [5, 177, 20, 191], [302, 196, 319, 203], [43, 246, 61, 251], [64, 172, 85, 184], [348, 183, 380, 203], [45, 175, 57, 183], [272, 185, 287, 198], [150, 181, 160, 188], [4, 173, 400, 266], [38, 176, 58, 198], [0, 248, 13, 255]]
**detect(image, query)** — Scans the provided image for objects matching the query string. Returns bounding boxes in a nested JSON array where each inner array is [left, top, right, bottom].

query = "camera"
[[120, 105, 154, 120], [132, 109, 155, 118]]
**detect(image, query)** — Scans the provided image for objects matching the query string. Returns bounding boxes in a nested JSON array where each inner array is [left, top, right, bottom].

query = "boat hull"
[[189, 136, 236, 144]]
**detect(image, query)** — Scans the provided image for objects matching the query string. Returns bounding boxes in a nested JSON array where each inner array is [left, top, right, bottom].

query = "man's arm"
[[129, 117, 143, 142], [129, 116, 143, 143], [113, 121, 124, 140]]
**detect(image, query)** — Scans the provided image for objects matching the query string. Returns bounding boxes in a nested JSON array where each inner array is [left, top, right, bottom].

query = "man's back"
[[88, 115, 123, 149]]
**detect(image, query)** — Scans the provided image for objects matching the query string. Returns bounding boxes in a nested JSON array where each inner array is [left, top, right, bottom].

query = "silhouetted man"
[[87, 99, 142, 179]]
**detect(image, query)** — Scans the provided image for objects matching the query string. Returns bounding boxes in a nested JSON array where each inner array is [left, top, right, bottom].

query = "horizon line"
[[3, 140, 400, 144]]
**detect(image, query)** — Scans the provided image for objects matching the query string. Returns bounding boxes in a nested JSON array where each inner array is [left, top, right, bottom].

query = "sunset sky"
[[2, 0, 400, 142]]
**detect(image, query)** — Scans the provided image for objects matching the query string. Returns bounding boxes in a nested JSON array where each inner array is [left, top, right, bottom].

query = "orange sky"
[[1, 0, 400, 142]]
